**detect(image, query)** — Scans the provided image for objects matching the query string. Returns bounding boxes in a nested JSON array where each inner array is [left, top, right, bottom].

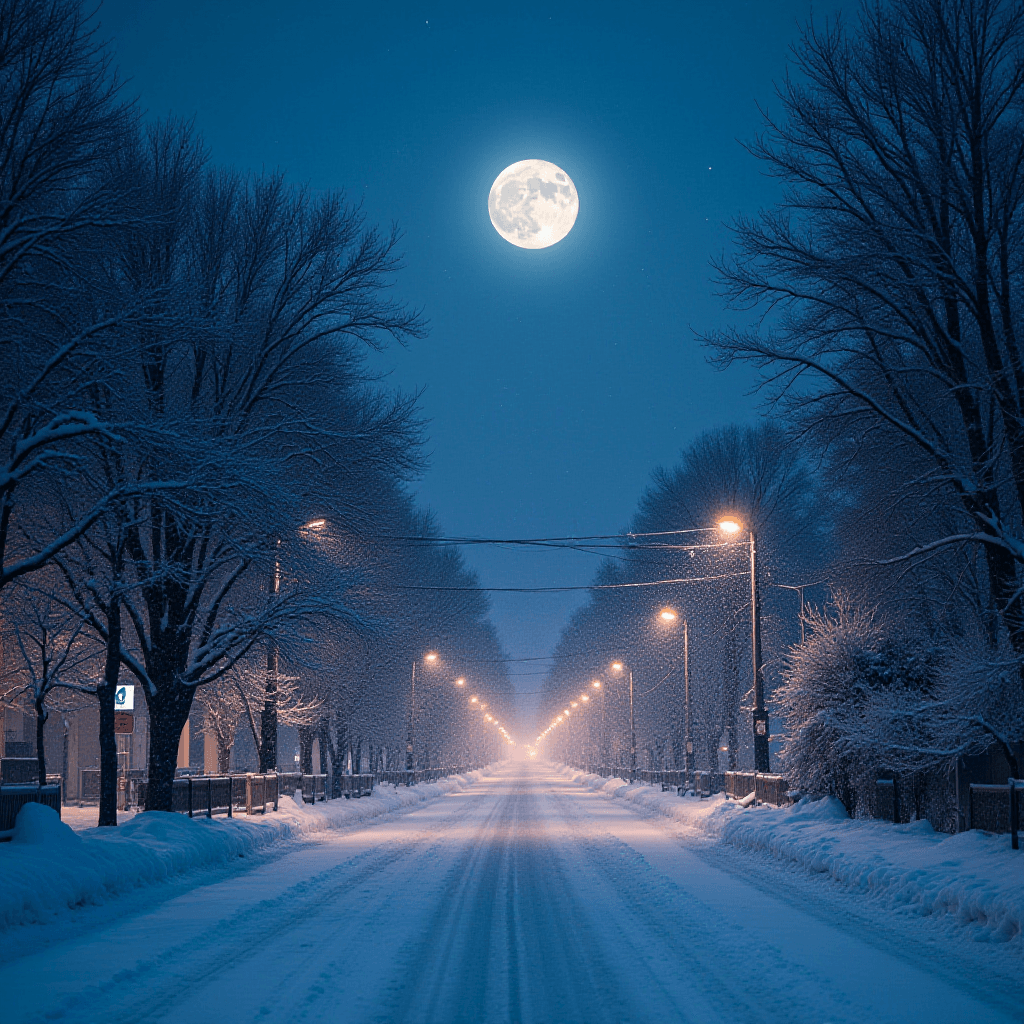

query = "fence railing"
[[3, 764, 487, 832], [0, 782, 62, 835], [374, 766, 481, 787], [969, 780, 1022, 848], [723, 771, 792, 806], [572, 765, 793, 805], [333, 774, 375, 799], [133, 772, 338, 818]]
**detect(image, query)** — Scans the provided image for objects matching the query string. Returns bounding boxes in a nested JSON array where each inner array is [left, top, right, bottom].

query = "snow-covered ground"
[[559, 765, 1024, 947], [2, 771, 488, 932], [1, 761, 1020, 1023]]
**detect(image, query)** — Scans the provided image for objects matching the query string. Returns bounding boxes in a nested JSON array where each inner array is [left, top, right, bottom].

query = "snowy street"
[[4, 762, 1020, 1024]]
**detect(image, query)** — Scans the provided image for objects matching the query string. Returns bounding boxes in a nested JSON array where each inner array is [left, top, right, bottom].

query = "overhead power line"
[[391, 570, 748, 594]]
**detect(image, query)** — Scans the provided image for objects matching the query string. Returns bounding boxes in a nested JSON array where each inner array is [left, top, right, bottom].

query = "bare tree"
[[706, 0, 1024, 669], [97, 124, 427, 811], [0, 0, 138, 593], [1, 575, 97, 784]]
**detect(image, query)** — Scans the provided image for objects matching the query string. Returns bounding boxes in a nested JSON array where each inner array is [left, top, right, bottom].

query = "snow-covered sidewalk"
[[559, 766, 1024, 946], [0, 769, 491, 932]]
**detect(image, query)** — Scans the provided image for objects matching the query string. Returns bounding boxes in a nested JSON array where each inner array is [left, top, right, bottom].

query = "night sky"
[[98, 0, 838, 709]]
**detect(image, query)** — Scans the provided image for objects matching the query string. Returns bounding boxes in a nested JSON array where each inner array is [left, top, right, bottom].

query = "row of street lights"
[[536, 516, 770, 774], [407, 650, 514, 770]]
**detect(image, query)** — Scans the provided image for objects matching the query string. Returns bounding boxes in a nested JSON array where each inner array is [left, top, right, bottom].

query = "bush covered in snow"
[[777, 595, 1024, 818]]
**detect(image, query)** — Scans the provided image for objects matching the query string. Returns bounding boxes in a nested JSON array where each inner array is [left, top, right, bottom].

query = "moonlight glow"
[[488, 160, 579, 249]]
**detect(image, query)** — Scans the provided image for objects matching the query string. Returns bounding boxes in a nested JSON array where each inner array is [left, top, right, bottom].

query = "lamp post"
[[719, 518, 769, 772], [610, 661, 635, 778], [259, 539, 282, 773], [260, 520, 328, 774], [659, 608, 693, 776], [778, 583, 809, 644], [407, 651, 438, 771], [591, 680, 604, 764]]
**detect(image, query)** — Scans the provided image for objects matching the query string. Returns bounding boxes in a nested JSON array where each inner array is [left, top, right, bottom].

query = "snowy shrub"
[[777, 595, 943, 815]]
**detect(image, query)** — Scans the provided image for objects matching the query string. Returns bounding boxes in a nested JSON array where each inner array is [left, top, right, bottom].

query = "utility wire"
[[392, 571, 748, 594]]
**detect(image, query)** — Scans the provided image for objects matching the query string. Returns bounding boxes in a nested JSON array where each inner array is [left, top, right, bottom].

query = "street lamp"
[[591, 679, 605, 764], [658, 607, 692, 775], [407, 651, 440, 771], [610, 660, 636, 778], [719, 517, 770, 772], [778, 583, 810, 644]]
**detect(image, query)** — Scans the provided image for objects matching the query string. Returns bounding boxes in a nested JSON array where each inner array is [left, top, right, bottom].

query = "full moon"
[[488, 160, 579, 249]]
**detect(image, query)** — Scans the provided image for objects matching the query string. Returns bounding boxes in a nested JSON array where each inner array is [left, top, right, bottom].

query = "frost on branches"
[[778, 595, 1024, 817]]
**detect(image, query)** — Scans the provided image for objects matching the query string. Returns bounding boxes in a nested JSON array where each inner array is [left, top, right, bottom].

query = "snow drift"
[[0, 768, 490, 932], [559, 766, 1024, 945]]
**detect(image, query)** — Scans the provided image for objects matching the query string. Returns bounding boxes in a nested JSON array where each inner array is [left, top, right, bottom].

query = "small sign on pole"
[[114, 712, 134, 734], [114, 685, 135, 710]]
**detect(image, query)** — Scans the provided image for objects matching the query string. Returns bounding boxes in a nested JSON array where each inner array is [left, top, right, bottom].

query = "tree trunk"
[[216, 731, 232, 774], [299, 725, 313, 774], [34, 696, 47, 784], [143, 681, 194, 812], [97, 681, 118, 826], [98, 599, 123, 826], [259, 642, 278, 773]]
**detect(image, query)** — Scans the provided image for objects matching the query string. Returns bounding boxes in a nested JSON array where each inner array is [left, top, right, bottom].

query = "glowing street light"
[[658, 606, 692, 775], [718, 516, 769, 771], [408, 649, 442, 771], [455, 677, 466, 686], [609, 661, 636, 777]]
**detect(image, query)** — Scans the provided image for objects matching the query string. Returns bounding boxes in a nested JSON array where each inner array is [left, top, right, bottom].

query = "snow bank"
[[557, 765, 1024, 945], [0, 768, 491, 932]]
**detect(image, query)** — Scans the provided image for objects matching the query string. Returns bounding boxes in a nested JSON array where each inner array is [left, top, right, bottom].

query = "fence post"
[[207, 778, 213, 819], [187, 777, 193, 818], [246, 774, 253, 816], [228, 776, 233, 818], [1011, 778, 1019, 851]]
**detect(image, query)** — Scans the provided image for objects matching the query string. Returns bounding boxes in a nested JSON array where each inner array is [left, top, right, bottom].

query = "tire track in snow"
[[379, 769, 634, 1024], [18, 788, 493, 1024], [547, 787, 834, 1023]]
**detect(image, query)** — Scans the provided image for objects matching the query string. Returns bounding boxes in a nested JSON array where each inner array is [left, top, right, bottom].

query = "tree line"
[[0, 0, 514, 824], [541, 0, 1024, 817]]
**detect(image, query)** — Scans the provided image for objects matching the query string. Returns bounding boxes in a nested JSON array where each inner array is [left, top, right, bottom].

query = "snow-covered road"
[[4, 762, 1019, 1023]]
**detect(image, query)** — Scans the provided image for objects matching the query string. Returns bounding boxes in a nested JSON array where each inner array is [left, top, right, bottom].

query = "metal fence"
[[723, 771, 792, 806], [134, 773, 337, 818], [0, 783, 62, 833], [571, 765, 793, 805], [374, 766, 481, 787], [968, 780, 1022, 848]]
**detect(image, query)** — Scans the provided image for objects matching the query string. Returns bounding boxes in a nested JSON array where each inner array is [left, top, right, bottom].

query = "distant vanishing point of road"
[[3, 763, 1017, 1023]]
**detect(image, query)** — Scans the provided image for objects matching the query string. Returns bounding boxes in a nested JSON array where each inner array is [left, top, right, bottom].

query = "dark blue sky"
[[98, 0, 837, 703]]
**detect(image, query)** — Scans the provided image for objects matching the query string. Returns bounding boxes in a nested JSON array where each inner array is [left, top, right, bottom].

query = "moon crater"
[[488, 160, 579, 249]]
